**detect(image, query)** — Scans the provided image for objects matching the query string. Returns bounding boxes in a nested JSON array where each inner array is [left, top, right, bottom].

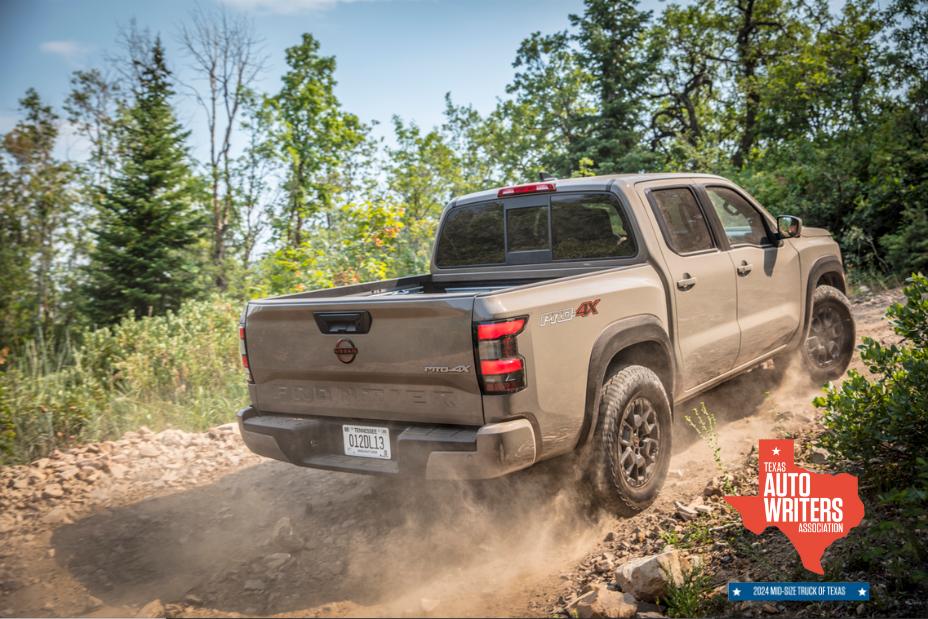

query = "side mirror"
[[777, 215, 802, 239]]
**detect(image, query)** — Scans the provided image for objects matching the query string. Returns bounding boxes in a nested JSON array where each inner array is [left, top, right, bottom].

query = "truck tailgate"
[[245, 296, 483, 426]]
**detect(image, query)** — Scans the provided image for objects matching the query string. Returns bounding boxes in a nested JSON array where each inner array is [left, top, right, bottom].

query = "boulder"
[[568, 584, 637, 619], [615, 550, 684, 602]]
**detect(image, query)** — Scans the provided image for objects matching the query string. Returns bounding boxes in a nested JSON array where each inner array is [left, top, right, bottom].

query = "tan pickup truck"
[[236, 173, 855, 514]]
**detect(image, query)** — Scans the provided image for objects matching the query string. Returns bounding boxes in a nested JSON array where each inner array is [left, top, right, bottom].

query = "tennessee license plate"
[[342, 424, 391, 459]]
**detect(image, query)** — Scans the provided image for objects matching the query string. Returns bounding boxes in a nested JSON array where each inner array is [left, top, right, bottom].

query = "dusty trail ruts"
[[0, 290, 900, 618]]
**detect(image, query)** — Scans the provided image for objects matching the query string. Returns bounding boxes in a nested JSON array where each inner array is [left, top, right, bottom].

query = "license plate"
[[342, 424, 391, 460]]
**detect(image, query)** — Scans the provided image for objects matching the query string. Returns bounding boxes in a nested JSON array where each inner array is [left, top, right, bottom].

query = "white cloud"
[[220, 0, 371, 14], [39, 40, 91, 62]]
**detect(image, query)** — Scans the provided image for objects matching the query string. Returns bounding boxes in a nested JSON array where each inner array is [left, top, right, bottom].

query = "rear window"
[[435, 202, 505, 267], [434, 192, 637, 268], [507, 205, 549, 251], [551, 194, 636, 260]]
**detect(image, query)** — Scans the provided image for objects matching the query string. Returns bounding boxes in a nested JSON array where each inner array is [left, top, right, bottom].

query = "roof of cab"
[[449, 172, 727, 207]]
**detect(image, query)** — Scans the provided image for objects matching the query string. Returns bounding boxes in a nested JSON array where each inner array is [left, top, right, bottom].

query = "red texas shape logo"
[[725, 439, 865, 575]]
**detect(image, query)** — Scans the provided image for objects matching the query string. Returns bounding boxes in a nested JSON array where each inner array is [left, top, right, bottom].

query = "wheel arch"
[[802, 255, 847, 336], [576, 314, 675, 449]]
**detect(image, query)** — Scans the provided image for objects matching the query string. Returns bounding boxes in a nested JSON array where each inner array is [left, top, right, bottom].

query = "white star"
[[732, 588, 741, 597], [858, 588, 867, 596], [772, 447, 781, 456]]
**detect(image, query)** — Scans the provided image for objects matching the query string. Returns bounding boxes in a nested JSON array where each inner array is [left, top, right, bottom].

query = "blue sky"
[[0, 0, 850, 160], [0, 0, 600, 159]]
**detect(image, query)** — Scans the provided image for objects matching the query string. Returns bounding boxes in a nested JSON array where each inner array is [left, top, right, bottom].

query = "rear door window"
[[551, 194, 636, 260], [435, 202, 505, 267], [649, 187, 715, 254]]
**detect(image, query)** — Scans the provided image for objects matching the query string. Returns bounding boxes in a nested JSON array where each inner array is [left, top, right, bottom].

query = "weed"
[[685, 403, 733, 494], [661, 562, 715, 618]]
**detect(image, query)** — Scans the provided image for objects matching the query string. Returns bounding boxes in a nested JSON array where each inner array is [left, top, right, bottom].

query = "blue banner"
[[728, 582, 870, 602]]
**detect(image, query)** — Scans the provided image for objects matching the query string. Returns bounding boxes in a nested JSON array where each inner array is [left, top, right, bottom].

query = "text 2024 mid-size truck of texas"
[[236, 173, 856, 514]]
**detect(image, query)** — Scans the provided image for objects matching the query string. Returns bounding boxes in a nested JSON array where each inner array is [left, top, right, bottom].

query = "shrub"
[[814, 273, 928, 488], [814, 273, 928, 591], [0, 296, 247, 464]]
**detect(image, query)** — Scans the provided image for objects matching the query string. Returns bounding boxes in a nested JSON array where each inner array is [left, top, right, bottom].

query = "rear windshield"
[[434, 192, 637, 268], [434, 202, 505, 267]]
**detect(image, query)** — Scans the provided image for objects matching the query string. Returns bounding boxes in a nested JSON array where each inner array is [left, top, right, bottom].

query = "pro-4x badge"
[[539, 298, 601, 326], [424, 364, 471, 373]]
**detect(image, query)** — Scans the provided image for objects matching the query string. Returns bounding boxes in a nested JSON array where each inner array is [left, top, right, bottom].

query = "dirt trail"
[[0, 290, 900, 618]]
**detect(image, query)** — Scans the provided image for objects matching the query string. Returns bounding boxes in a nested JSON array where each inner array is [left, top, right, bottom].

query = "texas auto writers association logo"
[[725, 439, 865, 574]]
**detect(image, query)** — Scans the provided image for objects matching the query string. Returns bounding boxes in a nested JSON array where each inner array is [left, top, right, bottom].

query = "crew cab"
[[236, 173, 855, 513]]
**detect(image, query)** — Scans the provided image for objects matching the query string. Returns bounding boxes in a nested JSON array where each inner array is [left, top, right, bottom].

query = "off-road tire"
[[590, 365, 672, 516], [801, 285, 856, 384]]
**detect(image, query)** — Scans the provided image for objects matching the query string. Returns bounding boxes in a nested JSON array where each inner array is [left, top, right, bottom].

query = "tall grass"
[[0, 296, 248, 464]]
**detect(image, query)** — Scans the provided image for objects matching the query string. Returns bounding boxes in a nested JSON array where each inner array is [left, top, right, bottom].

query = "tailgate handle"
[[313, 311, 372, 334]]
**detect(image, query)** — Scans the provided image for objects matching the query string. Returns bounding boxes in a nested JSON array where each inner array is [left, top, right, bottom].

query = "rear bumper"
[[236, 407, 537, 480]]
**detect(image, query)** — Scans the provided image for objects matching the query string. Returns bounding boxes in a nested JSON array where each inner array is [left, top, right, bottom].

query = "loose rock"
[[615, 550, 684, 602], [136, 599, 164, 618]]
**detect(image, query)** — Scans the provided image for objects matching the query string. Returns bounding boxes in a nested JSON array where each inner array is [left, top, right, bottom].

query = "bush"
[[814, 273, 928, 487], [0, 296, 247, 464], [814, 273, 928, 591]]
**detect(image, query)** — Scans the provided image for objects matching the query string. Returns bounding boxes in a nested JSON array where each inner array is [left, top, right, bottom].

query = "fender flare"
[[796, 256, 847, 345], [576, 314, 675, 448]]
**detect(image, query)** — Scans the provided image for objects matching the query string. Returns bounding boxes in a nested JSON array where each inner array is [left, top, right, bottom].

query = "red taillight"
[[480, 358, 524, 374], [474, 316, 527, 394], [497, 182, 556, 198], [477, 318, 526, 340], [239, 324, 253, 382]]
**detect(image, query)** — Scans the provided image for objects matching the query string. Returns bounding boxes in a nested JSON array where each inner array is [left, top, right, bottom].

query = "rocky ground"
[[0, 288, 905, 618]]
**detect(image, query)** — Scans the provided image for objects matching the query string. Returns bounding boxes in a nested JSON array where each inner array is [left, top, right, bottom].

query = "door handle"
[[737, 261, 753, 276], [676, 274, 697, 291]]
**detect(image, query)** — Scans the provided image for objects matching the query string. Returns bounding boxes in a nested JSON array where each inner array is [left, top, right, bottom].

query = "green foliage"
[[815, 273, 928, 486], [0, 89, 77, 350], [661, 563, 715, 618], [814, 273, 928, 591], [661, 520, 715, 550], [84, 37, 203, 325], [264, 200, 406, 291], [263, 33, 365, 249], [0, 296, 246, 464]]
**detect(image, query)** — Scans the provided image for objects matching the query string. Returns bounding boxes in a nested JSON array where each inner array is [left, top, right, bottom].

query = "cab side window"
[[649, 187, 715, 254], [705, 186, 771, 246]]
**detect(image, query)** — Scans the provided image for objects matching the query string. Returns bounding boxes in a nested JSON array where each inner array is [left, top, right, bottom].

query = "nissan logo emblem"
[[334, 338, 358, 364]]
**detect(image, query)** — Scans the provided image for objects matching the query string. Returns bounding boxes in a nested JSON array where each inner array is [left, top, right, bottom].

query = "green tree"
[[264, 34, 365, 249], [386, 117, 464, 273], [84, 37, 203, 324], [568, 0, 659, 172], [647, 0, 728, 169], [0, 89, 76, 349]]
